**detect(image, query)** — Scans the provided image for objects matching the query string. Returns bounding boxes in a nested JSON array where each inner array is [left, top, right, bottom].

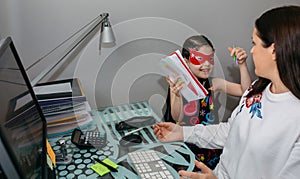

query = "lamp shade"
[[100, 18, 116, 45]]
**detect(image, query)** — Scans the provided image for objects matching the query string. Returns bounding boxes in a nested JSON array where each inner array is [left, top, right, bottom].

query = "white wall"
[[1, 0, 299, 119]]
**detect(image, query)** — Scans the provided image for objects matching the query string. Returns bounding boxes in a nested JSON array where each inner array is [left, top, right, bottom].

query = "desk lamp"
[[100, 15, 116, 48], [27, 13, 115, 86]]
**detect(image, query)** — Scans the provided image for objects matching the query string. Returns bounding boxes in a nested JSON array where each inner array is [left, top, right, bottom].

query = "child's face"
[[187, 45, 214, 79]]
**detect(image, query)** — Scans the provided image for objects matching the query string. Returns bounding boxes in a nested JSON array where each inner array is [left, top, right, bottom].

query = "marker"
[[92, 157, 118, 172], [233, 45, 238, 65]]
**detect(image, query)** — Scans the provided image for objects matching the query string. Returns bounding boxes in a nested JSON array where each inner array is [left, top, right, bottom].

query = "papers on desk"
[[45, 102, 91, 124], [160, 50, 208, 101], [34, 78, 93, 137], [34, 78, 86, 104], [34, 83, 72, 95], [46, 112, 93, 136]]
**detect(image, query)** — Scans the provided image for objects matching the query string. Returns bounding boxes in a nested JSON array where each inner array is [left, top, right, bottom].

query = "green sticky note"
[[103, 158, 118, 169], [91, 163, 110, 176]]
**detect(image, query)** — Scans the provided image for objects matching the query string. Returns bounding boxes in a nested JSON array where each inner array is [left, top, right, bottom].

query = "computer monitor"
[[0, 37, 48, 178]]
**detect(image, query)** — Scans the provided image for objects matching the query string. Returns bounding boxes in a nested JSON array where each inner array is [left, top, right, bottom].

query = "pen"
[[92, 157, 118, 172], [124, 126, 145, 136]]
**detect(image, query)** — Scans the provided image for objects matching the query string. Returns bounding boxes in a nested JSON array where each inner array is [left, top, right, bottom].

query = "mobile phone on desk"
[[71, 129, 107, 149]]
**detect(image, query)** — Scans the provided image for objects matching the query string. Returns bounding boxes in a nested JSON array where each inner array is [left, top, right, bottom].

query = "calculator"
[[71, 129, 107, 149]]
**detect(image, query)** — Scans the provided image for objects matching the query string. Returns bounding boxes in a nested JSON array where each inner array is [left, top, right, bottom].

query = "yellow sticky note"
[[91, 163, 110, 176], [102, 158, 118, 169], [46, 139, 56, 167]]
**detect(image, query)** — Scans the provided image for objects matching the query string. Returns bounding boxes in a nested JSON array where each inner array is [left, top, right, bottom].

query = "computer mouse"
[[119, 134, 142, 147]]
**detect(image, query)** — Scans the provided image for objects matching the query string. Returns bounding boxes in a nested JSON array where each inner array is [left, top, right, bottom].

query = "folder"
[[160, 50, 208, 101]]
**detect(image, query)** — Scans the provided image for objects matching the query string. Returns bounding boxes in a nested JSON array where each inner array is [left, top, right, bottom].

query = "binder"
[[160, 50, 208, 101]]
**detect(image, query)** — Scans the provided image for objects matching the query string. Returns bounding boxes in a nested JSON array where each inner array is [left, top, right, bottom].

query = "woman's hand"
[[228, 46, 248, 65], [166, 75, 184, 97], [152, 122, 184, 142], [178, 160, 217, 179]]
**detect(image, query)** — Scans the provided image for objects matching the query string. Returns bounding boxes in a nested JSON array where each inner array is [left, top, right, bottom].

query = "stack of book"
[[34, 78, 93, 137]]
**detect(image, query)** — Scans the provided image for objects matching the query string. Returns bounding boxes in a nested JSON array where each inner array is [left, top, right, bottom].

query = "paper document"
[[34, 83, 72, 95], [34, 78, 86, 102], [160, 50, 208, 101]]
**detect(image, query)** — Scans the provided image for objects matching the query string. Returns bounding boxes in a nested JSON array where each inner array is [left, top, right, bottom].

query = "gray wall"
[[1, 0, 299, 119]]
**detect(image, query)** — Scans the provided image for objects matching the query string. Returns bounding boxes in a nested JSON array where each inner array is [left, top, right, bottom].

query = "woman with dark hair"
[[155, 5, 300, 179], [163, 35, 251, 169]]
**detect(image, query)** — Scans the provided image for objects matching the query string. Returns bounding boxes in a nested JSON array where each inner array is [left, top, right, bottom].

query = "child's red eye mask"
[[189, 49, 214, 65]]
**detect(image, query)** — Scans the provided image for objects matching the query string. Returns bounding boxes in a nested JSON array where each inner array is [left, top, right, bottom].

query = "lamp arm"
[[30, 13, 109, 86]]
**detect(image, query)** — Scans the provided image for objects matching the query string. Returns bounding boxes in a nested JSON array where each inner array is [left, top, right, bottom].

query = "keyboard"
[[128, 150, 174, 179]]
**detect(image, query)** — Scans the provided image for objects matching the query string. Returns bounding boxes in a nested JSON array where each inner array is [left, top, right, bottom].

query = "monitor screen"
[[0, 37, 47, 178]]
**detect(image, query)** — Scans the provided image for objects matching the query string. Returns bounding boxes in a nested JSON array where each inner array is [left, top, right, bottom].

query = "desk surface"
[[49, 102, 196, 179]]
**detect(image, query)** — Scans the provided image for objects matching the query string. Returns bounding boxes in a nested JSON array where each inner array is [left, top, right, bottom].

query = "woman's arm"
[[182, 100, 241, 149], [183, 121, 231, 149], [278, 136, 300, 178]]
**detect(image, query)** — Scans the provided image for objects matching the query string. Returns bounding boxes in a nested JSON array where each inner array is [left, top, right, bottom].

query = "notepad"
[[102, 158, 119, 169], [90, 158, 118, 176], [91, 163, 110, 176]]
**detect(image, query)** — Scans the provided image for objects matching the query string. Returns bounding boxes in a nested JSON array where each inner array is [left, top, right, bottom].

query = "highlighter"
[[233, 45, 238, 65]]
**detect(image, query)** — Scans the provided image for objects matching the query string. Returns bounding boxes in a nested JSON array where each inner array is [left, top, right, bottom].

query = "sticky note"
[[46, 139, 56, 167], [91, 163, 111, 176], [102, 158, 118, 169]]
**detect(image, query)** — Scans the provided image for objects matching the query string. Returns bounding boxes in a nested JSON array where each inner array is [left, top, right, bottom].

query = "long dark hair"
[[247, 5, 300, 99]]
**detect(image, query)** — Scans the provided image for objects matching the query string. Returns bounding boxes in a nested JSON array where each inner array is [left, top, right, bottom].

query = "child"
[[163, 35, 251, 169]]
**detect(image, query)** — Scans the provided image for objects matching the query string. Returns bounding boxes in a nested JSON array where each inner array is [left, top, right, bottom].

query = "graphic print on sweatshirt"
[[237, 93, 263, 119]]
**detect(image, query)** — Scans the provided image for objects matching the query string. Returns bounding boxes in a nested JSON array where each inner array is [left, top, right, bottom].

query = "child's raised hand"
[[228, 46, 248, 65], [166, 75, 184, 97]]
